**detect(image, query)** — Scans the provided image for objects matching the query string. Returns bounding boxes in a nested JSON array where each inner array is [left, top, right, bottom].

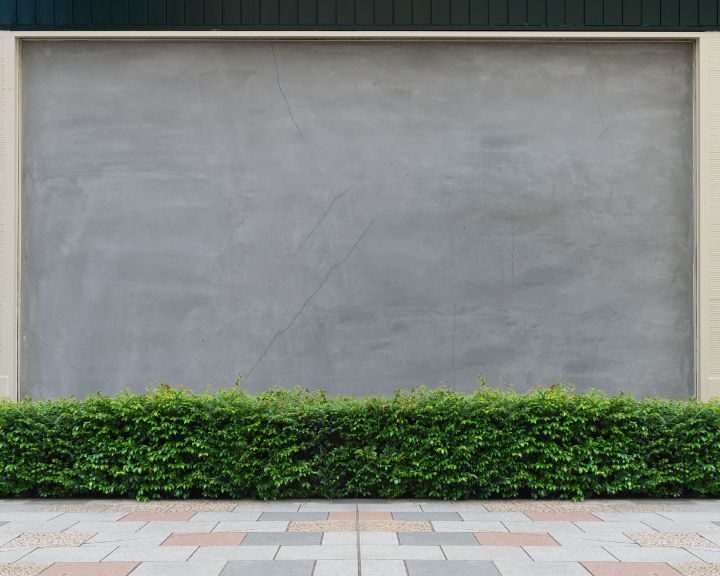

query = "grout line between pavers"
[[98, 543, 120, 562], [519, 545, 533, 561], [310, 559, 317, 575], [403, 559, 410, 576], [185, 545, 200, 560], [440, 544, 448, 560], [602, 544, 623, 562], [356, 504, 361, 576]]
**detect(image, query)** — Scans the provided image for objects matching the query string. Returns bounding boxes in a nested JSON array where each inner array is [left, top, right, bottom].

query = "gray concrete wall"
[[20, 41, 694, 399]]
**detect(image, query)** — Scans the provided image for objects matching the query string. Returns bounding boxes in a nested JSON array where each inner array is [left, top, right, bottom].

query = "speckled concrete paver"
[[3, 499, 720, 574]]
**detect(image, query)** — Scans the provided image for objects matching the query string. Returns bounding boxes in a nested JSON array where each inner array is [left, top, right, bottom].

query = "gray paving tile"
[[398, 532, 478, 546], [406, 560, 500, 576], [0, 522, 5, 527], [242, 532, 322, 546], [258, 512, 327, 521], [493, 560, 590, 576], [130, 561, 227, 576], [393, 512, 461, 521], [361, 560, 407, 576], [220, 560, 314, 576]]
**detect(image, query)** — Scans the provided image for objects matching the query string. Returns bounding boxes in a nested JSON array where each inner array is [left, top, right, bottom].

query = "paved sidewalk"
[[1, 499, 720, 575]]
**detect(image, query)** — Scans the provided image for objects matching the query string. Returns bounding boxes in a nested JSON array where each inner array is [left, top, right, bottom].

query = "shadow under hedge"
[[1, 386, 718, 500]]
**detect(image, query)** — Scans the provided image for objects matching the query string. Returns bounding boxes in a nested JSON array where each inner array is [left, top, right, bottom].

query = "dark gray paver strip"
[[394, 512, 462, 521], [258, 512, 327, 521], [220, 560, 315, 576], [399, 533, 479, 546], [406, 560, 501, 576], [242, 532, 323, 546]]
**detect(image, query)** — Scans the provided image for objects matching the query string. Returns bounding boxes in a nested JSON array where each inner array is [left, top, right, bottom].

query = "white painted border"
[[1, 30, 713, 400]]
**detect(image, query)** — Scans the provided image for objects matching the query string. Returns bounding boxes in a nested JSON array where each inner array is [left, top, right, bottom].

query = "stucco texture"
[[20, 41, 694, 399]]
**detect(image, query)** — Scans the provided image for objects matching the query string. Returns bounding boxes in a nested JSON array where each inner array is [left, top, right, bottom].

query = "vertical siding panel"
[[432, 0, 450, 24], [128, 0, 146, 24], [565, 0, 583, 24], [185, 0, 202, 21], [375, 0, 392, 23], [527, 0, 546, 24], [241, 0, 259, 23], [394, 0, 412, 24], [680, 0, 698, 25], [547, 0, 564, 24], [622, 0, 641, 24], [260, 0, 278, 22], [603, 0, 621, 23], [279, 0, 297, 24], [317, 0, 335, 23], [469, 0, 488, 23], [584, 0, 602, 24], [660, 0, 679, 25], [699, 0, 717, 25], [147, 0, 166, 23], [93, 0, 111, 23], [17, 0, 36, 25], [488, 0, 507, 24], [298, 0, 316, 23], [111, 0, 129, 22], [642, 0, 660, 23], [450, 0, 469, 23], [36, 0, 54, 24], [413, 0, 431, 24], [55, 0, 72, 24], [508, 0, 526, 24], [166, 0, 183, 22], [337, 0, 354, 23], [223, 0, 242, 23], [0, 0, 17, 27], [356, 0, 373, 24]]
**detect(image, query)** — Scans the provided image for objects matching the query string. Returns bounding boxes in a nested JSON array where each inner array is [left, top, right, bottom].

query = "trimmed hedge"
[[1, 385, 719, 500]]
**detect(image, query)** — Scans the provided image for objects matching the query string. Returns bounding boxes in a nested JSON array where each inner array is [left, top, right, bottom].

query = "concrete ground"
[[1, 500, 720, 575]]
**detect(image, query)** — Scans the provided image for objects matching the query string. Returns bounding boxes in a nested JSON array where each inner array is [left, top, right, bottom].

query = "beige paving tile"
[[2, 532, 95, 548], [482, 501, 552, 512], [544, 502, 618, 513], [167, 501, 238, 513], [41, 504, 112, 513], [359, 521, 431, 532], [104, 503, 176, 513], [0, 564, 49, 576], [627, 532, 718, 548], [289, 521, 356, 532], [673, 564, 720, 576]]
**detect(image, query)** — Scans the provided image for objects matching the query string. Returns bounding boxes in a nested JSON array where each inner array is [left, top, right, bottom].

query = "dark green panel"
[[298, 0, 315, 23], [147, 0, 165, 23], [54, 0, 71, 24], [356, 0, 373, 24], [508, 0, 526, 24], [394, 0, 412, 24], [111, 0, 129, 22], [279, 0, 297, 24], [413, 0, 431, 23], [432, 0, 450, 23], [317, 0, 335, 23], [641, 0, 660, 23], [547, 0, 564, 24], [337, 0, 353, 23], [469, 0, 487, 23], [604, 0, 621, 23], [127, 0, 146, 24], [0, 0, 17, 27], [584, 0, 602, 24], [488, 0, 507, 23], [450, 0, 468, 22], [184, 0, 201, 22], [527, 0, 545, 24], [565, 0, 582, 23], [660, 0, 679, 24], [92, 0, 111, 23], [260, 0, 278, 23], [679, 0, 698, 25], [374, 0, 391, 22], [622, 0, 640, 23], [224, 0, 242, 23], [36, 0, 54, 24], [241, 0, 259, 23], [17, 0, 36, 24], [699, 0, 717, 24]]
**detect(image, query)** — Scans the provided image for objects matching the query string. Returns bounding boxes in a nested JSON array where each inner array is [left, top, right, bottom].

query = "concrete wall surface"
[[20, 41, 694, 399]]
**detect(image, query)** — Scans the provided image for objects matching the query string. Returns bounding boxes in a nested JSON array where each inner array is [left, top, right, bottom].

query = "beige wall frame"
[[0, 29, 715, 401]]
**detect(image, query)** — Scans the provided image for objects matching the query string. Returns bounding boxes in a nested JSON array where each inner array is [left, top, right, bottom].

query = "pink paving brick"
[[119, 512, 195, 521], [582, 562, 680, 576], [40, 562, 139, 576], [327, 512, 392, 521], [474, 532, 559, 546], [161, 532, 246, 546], [526, 512, 601, 521]]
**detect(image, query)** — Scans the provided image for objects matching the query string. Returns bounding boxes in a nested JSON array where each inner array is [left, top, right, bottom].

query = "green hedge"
[[1, 386, 719, 500]]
